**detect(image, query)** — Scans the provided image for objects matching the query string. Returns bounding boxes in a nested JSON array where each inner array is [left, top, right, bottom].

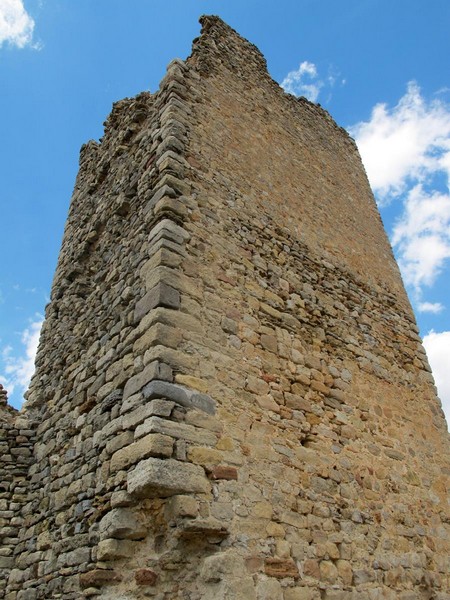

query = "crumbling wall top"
[[189, 15, 269, 79]]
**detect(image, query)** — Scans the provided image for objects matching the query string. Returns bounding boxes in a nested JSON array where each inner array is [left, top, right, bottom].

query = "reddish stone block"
[[264, 558, 299, 579], [303, 558, 320, 579], [209, 465, 238, 480], [79, 569, 122, 588], [135, 568, 158, 586]]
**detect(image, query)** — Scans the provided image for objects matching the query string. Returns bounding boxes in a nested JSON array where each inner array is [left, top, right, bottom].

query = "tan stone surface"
[[4, 14, 449, 600]]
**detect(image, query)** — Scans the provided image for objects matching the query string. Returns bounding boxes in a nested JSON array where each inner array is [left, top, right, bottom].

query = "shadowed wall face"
[[3, 15, 449, 600]]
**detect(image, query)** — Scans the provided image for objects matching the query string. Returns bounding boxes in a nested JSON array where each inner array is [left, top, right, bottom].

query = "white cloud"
[[0, 316, 43, 401], [392, 184, 450, 291], [349, 83, 450, 305], [423, 330, 450, 426], [418, 302, 444, 314], [281, 61, 322, 102], [349, 82, 450, 202], [0, 0, 35, 49], [281, 61, 345, 104]]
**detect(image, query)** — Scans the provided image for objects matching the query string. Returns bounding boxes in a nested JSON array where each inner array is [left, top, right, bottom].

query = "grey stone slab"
[[142, 380, 216, 415], [123, 361, 173, 402]]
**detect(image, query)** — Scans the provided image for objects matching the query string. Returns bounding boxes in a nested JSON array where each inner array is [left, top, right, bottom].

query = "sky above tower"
[[0, 0, 449, 428]]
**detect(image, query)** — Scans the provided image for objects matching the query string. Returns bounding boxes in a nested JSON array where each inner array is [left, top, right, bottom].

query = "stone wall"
[[0, 386, 36, 598], [2, 15, 450, 600]]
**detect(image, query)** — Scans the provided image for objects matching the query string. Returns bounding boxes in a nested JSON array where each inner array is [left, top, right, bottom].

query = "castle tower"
[[3, 16, 449, 600]]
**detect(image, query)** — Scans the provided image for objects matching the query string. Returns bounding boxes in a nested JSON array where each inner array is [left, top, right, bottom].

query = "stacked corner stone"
[[2, 15, 450, 600]]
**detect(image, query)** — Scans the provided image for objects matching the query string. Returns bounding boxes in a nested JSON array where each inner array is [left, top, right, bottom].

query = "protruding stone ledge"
[[143, 379, 216, 415], [127, 457, 210, 498], [177, 516, 229, 538]]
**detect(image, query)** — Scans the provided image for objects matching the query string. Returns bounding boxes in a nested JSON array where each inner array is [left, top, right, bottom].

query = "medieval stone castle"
[[1, 15, 449, 600]]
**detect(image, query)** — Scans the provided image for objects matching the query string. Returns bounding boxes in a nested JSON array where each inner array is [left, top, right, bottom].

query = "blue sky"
[[1, 0, 449, 427]]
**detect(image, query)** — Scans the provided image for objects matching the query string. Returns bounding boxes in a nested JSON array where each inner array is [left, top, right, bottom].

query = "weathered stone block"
[[264, 558, 299, 579], [110, 433, 174, 472], [123, 362, 173, 402], [134, 415, 217, 446], [134, 282, 180, 322], [188, 446, 223, 466], [97, 539, 135, 561], [164, 494, 199, 520], [79, 569, 122, 588], [135, 568, 158, 586], [148, 218, 190, 245], [284, 588, 318, 600], [98, 508, 146, 540], [142, 380, 216, 414], [133, 323, 182, 354], [209, 465, 238, 480], [127, 457, 210, 498], [122, 399, 175, 430]]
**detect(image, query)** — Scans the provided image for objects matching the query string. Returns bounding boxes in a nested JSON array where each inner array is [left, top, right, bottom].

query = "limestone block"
[[144, 246, 184, 272], [134, 415, 217, 446], [110, 490, 134, 508], [154, 196, 188, 220], [319, 560, 338, 583], [148, 218, 190, 245], [201, 551, 246, 582], [141, 266, 202, 300], [139, 306, 202, 335], [143, 345, 198, 372], [110, 433, 174, 472], [97, 539, 135, 561], [185, 409, 223, 432], [164, 494, 199, 519], [79, 569, 122, 588], [178, 516, 229, 537], [174, 374, 208, 393], [284, 588, 319, 600], [133, 323, 182, 354], [98, 508, 146, 540], [123, 362, 173, 403], [256, 578, 283, 600], [187, 446, 223, 466], [134, 282, 180, 322], [122, 399, 175, 430], [127, 457, 210, 498]]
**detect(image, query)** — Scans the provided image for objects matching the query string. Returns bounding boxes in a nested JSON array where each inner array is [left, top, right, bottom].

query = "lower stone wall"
[[0, 387, 36, 600]]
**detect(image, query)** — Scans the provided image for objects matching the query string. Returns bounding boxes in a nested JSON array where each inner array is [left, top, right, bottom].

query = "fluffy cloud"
[[392, 184, 450, 291], [349, 82, 450, 202], [0, 0, 35, 48], [0, 317, 43, 405], [281, 61, 323, 102], [423, 330, 450, 426], [418, 302, 444, 314], [349, 83, 450, 304]]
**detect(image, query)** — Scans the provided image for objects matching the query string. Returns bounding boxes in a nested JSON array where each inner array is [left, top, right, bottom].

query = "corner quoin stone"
[[143, 379, 216, 415], [127, 457, 211, 498]]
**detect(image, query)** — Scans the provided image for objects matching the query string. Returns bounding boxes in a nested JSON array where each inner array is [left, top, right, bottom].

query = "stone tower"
[[2, 15, 449, 600]]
